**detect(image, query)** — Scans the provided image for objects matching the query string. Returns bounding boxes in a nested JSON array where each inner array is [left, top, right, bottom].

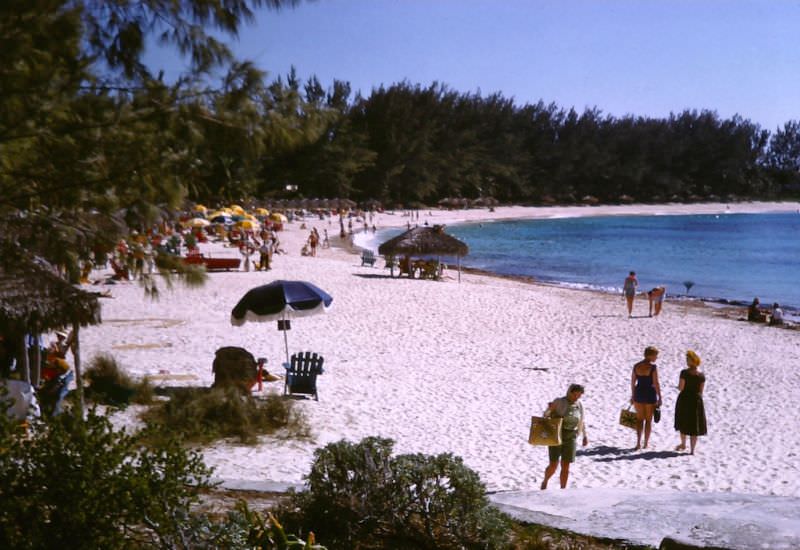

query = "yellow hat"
[[686, 350, 701, 367]]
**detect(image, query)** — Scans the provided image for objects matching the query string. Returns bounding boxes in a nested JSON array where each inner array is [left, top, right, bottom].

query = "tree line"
[[259, 81, 800, 206]]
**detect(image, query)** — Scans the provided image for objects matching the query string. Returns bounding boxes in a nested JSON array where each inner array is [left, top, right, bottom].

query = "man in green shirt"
[[540, 384, 589, 489]]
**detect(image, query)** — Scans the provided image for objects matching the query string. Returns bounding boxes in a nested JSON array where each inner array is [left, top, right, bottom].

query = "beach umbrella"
[[256, 207, 270, 216], [188, 217, 211, 228], [270, 213, 288, 223], [231, 280, 333, 365], [237, 219, 259, 231], [194, 204, 207, 213], [210, 214, 232, 224]]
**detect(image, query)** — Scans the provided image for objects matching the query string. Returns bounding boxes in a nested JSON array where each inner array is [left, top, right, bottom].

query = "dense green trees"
[[0, 1, 305, 279], [260, 81, 797, 206]]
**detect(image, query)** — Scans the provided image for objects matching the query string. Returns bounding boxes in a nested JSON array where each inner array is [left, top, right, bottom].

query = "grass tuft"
[[84, 354, 153, 406], [141, 387, 310, 446]]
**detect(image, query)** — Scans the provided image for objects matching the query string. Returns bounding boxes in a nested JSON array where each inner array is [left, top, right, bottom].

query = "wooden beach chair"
[[398, 256, 415, 278], [283, 351, 325, 400], [361, 249, 377, 266], [384, 255, 398, 276], [420, 260, 441, 280]]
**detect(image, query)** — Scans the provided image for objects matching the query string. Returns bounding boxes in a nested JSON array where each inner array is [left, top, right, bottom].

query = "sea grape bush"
[[278, 436, 510, 549]]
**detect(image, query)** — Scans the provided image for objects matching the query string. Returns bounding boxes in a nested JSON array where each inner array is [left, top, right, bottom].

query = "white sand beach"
[[80, 201, 800, 504]]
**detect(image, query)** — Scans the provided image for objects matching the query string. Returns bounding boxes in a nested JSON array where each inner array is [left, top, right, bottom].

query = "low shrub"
[[0, 409, 215, 549], [277, 436, 511, 549], [141, 387, 309, 446], [84, 354, 153, 406]]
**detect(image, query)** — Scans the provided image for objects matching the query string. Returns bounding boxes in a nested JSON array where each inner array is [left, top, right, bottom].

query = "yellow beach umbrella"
[[193, 204, 207, 212], [270, 213, 288, 223], [238, 219, 259, 230], [229, 204, 245, 215], [255, 207, 269, 216]]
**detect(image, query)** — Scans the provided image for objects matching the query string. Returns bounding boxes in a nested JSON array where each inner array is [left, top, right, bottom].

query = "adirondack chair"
[[398, 256, 415, 278], [384, 255, 398, 276], [283, 351, 325, 400], [361, 249, 377, 267]]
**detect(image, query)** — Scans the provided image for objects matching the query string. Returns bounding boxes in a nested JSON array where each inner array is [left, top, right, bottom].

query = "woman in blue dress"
[[630, 346, 663, 450]]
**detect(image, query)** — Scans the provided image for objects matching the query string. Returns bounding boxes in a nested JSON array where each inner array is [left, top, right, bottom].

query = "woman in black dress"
[[674, 350, 707, 454]]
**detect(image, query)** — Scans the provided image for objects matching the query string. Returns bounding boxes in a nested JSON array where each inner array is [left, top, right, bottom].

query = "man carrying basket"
[[540, 383, 589, 490]]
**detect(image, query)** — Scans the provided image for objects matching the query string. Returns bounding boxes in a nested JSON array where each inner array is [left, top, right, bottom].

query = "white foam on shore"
[[80, 202, 800, 500]]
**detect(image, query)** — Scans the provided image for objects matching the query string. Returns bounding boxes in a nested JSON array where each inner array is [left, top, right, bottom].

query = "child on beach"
[[630, 346, 662, 450], [769, 303, 784, 326], [540, 384, 589, 490], [747, 297, 767, 322]]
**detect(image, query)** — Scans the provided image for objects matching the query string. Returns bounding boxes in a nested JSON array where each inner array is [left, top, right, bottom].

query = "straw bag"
[[619, 406, 638, 430], [528, 416, 563, 446]]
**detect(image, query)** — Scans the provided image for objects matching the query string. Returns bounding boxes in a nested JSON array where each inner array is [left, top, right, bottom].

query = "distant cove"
[[363, 212, 800, 311]]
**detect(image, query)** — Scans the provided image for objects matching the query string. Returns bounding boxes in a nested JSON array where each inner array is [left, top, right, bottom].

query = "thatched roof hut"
[[378, 225, 469, 282], [1, 244, 102, 403], [0, 245, 101, 334], [378, 225, 468, 257]]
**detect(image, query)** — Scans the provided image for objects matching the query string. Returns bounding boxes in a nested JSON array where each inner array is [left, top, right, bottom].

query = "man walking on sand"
[[623, 271, 638, 317], [541, 384, 589, 489]]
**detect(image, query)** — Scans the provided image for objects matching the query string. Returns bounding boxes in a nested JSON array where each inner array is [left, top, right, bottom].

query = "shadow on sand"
[[353, 273, 397, 280], [580, 445, 684, 462]]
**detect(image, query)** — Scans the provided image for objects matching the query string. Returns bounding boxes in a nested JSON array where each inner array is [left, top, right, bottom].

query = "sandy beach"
[[80, 201, 800, 500]]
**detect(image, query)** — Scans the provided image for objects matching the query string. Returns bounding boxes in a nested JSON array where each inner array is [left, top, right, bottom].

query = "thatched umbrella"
[[378, 225, 469, 282], [0, 244, 102, 414]]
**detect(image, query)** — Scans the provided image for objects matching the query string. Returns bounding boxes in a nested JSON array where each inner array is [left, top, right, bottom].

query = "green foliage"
[[0, 409, 216, 549], [0, 1, 301, 292], [141, 387, 309, 446], [261, 80, 796, 206], [184, 232, 198, 250], [278, 437, 510, 549], [216, 503, 328, 549], [84, 353, 154, 406]]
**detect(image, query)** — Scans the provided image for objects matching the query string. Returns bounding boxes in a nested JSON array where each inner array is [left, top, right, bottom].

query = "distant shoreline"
[[348, 201, 800, 323]]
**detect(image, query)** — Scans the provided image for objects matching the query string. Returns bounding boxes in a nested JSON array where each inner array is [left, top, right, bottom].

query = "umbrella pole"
[[282, 312, 290, 367], [458, 256, 461, 283]]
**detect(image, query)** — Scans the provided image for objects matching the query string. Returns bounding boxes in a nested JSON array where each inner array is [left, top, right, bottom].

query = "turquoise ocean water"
[[360, 212, 800, 312]]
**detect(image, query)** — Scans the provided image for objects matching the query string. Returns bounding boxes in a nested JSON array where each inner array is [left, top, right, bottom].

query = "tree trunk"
[[71, 322, 84, 416], [31, 334, 41, 386]]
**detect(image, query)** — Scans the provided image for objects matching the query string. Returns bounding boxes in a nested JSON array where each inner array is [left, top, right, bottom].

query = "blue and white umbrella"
[[231, 280, 333, 364]]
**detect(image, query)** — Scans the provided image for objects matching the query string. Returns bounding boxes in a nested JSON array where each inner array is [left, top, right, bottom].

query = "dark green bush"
[[141, 387, 309, 446], [278, 437, 510, 549], [84, 353, 153, 406], [0, 409, 215, 549]]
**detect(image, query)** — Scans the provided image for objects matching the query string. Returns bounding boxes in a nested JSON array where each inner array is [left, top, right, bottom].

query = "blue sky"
[[149, 0, 799, 130]]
